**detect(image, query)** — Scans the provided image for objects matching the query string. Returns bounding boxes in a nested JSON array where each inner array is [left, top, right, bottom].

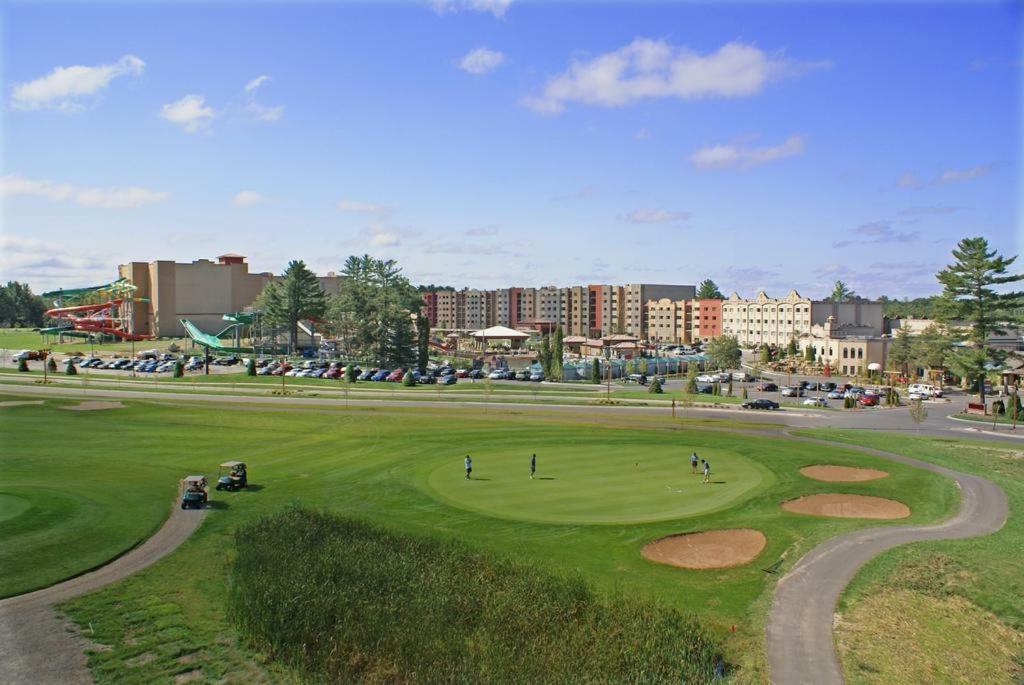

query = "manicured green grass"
[[429, 442, 771, 524], [1, 398, 959, 683], [0, 328, 191, 356], [796, 430, 1024, 683]]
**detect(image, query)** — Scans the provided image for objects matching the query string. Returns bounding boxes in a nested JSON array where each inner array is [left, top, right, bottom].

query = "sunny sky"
[[1, 0, 1020, 299]]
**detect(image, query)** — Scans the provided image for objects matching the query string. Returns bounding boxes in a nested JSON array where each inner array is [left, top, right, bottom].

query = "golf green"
[[0, 493, 31, 524], [427, 443, 771, 524]]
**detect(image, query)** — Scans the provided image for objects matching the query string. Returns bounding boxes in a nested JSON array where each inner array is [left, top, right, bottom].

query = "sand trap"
[[782, 494, 910, 519], [0, 401, 43, 408], [642, 529, 767, 569], [800, 465, 889, 482], [60, 400, 125, 411]]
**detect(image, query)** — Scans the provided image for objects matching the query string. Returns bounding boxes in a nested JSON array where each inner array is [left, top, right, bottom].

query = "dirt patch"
[[59, 401, 125, 411], [641, 529, 767, 569], [126, 652, 156, 667], [782, 494, 909, 519], [800, 465, 889, 482], [173, 669, 203, 684], [0, 400, 43, 408]]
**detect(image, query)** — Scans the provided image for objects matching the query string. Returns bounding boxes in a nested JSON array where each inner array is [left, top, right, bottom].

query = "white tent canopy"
[[469, 325, 531, 340]]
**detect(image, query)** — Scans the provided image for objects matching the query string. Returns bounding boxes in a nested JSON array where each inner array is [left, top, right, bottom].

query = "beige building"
[[799, 317, 891, 377], [722, 290, 883, 347], [119, 254, 342, 338], [645, 298, 691, 344]]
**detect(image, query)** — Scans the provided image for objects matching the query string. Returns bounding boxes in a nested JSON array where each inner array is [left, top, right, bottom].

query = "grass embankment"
[[231, 508, 720, 683], [0, 328, 191, 356], [0, 399, 959, 682], [798, 429, 1024, 684]]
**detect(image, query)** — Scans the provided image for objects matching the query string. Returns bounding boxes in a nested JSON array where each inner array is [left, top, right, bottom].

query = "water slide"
[[42, 279, 152, 341], [179, 319, 252, 353]]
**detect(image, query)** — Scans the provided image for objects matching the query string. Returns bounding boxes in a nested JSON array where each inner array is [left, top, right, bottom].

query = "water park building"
[[118, 254, 342, 338]]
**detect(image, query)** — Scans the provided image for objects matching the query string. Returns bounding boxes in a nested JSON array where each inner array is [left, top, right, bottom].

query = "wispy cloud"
[[244, 75, 271, 93], [458, 47, 505, 75], [689, 134, 805, 170], [232, 190, 266, 207], [431, 0, 511, 18], [0, 235, 118, 291], [1, 173, 168, 209], [936, 163, 994, 185], [337, 199, 388, 213], [832, 221, 918, 248], [549, 185, 599, 202], [522, 39, 829, 115], [624, 209, 691, 224], [160, 94, 215, 133], [242, 75, 283, 122], [11, 54, 144, 112], [465, 225, 499, 236]]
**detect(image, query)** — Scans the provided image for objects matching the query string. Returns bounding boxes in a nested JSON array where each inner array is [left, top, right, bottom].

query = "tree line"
[[0, 282, 48, 327]]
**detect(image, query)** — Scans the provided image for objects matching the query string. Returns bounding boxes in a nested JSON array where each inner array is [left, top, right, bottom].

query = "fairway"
[[428, 444, 769, 524]]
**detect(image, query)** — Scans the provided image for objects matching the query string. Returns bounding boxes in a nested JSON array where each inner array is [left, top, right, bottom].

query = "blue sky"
[[1, 0, 1020, 298]]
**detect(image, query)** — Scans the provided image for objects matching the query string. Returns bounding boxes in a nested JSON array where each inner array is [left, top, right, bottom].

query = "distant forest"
[[876, 295, 942, 319]]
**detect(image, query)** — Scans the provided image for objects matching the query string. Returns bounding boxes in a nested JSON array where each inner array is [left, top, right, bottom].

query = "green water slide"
[[179, 319, 253, 353]]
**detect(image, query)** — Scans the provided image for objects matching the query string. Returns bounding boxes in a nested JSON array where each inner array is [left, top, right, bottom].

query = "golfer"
[[530, 453, 537, 479], [702, 459, 711, 484], [690, 452, 699, 474], [465, 455, 472, 480]]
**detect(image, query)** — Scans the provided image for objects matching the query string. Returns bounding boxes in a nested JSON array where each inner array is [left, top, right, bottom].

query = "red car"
[[324, 366, 342, 379], [858, 393, 880, 407], [271, 363, 292, 376], [455, 369, 470, 378], [386, 368, 406, 382]]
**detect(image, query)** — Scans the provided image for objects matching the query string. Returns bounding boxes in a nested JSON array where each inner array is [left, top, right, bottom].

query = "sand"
[[59, 401, 125, 411], [800, 465, 889, 482], [641, 529, 767, 569], [782, 494, 910, 519]]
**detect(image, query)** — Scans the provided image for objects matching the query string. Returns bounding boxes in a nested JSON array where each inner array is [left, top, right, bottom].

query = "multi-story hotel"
[[423, 283, 696, 339], [642, 297, 724, 345], [721, 290, 883, 347]]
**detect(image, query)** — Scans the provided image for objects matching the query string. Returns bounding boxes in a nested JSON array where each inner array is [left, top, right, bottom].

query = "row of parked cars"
[[255, 359, 499, 385], [489, 368, 545, 381], [73, 354, 196, 373]]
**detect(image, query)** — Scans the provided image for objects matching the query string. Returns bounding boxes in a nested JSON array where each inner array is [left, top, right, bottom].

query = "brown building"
[[690, 299, 723, 342]]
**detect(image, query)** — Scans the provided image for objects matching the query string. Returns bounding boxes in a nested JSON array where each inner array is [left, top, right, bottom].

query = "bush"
[[346, 365, 358, 383], [247, 358, 257, 376], [844, 396, 856, 409], [229, 509, 721, 684], [992, 400, 1005, 415], [648, 377, 663, 394], [402, 370, 416, 387], [17, 359, 29, 372], [46, 356, 57, 372], [65, 359, 77, 375], [173, 360, 184, 378]]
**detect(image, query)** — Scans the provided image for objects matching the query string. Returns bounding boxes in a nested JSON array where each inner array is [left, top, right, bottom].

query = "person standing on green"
[[530, 453, 536, 479], [464, 455, 472, 480], [690, 452, 699, 474]]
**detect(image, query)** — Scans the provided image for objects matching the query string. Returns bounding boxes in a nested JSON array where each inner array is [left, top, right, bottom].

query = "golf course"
[[6, 388, 1018, 683]]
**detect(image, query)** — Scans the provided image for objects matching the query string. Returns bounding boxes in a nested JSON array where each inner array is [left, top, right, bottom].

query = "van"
[[908, 383, 942, 398], [732, 371, 753, 382]]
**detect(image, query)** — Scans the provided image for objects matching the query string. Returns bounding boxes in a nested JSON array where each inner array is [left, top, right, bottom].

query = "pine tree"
[[65, 359, 77, 375], [247, 358, 257, 376], [686, 364, 698, 394], [590, 358, 601, 384], [648, 377, 663, 393], [551, 327, 564, 381], [828, 280, 855, 303], [260, 260, 327, 354], [760, 346, 771, 364], [786, 338, 798, 357], [888, 326, 914, 381], [696, 279, 724, 300], [936, 237, 1023, 403], [403, 370, 417, 387], [416, 314, 430, 374]]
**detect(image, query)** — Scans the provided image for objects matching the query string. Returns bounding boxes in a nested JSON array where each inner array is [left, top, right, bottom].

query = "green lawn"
[[797, 429, 1024, 684], [0, 396, 960, 683], [0, 328, 192, 356]]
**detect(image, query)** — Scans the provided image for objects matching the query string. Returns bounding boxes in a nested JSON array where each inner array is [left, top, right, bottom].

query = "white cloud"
[[465, 225, 499, 236], [160, 94, 215, 133], [689, 134, 805, 170], [337, 199, 387, 213], [11, 54, 145, 111], [244, 75, 271, 93], [625, 209, 691, 224], [0, 173, 169, 208], [245, 102, 284, 122], [431, 0, 511, 18], [232, 191, 266, 207], [937, 163, 993, 185], [368, 222, 400, 247], [459, 47, 505, 75], [522, 39, 829, 114], [0, 235, 115, 291]]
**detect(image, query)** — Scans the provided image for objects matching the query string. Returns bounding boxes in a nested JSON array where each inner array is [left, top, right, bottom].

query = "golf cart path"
[[765, 435, 1008, 685], [0, 503, 206, 685]]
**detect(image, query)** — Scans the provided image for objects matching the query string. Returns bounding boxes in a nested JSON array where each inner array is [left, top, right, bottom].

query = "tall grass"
[[229, 508, 723, 683]]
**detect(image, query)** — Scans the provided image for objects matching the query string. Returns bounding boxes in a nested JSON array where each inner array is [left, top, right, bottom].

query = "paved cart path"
[[765, 436, 1008, 685], [0, 503, 206, 684]]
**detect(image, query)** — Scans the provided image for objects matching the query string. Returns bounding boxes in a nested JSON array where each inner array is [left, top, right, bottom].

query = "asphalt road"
[[765, 436, 1009, 685], [0, 501, 205, 685]]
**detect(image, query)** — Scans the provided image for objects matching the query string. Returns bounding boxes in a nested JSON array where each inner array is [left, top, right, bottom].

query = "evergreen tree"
[[648, 377, 663, 393], [46, 356, 57, 372], [888, 326, 914, 380], [346, 364, 359, 383], [686, 364, 698, 394], [416, 314, 430, 374], [259, 260, 327, 354], [174, 359, 184, 378], [828, 280, 856, 303], [696, 279, 724, 300], [760, 346, 771, 364], [0, 282, 48, 327], [538, 335, 552, 376], [936, 237, 1023, 403], [551, 327, 564, 380], [590, 358, 601, 384], [65, 359, 77, 375], [786, 338, 798, 357], [247, 358, 257, 376], [804, 345, 816, 362], [403, 370, 417, 387]]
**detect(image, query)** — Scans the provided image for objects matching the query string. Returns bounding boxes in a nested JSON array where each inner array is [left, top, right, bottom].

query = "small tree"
[[804, 345, 816, 362], [787, 338, 798, 357], [686, 364, 698, 394], [416, 314, 430, 374], [760, 345, 771, 364], [538, 335, 551, 377], [46, 356, 57, 372], [65, 359, 77, 375], [591, 358, 601, 384], [909, 398, 928, 427], [696, 278, 724, 300], [174, 359, 184, 378], [247, 358, 257, 376], [639, 358, 649, 375], [712, 382, 721, 396], [707, 335, 742, 371], [727, 377, 734, 397], [551, 327, 564, 381], [17, 358, 29, 372], [648, 377, 663, 394], [346, 364, 359, 383], [403, 370, 417, 387]]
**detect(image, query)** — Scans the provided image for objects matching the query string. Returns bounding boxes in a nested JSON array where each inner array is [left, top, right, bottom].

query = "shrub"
[[247, 358, 257, 376], [17, 359, 29, 372], [346, 364, 358, 383], [229, 509, 721, 684], [173, 360, 184, 378], [844, 396, 855, 409], [992, 399, 1005, 415], [46, 356, 57, 372], [648, 377, 663, 393], [402, 370, 416, 387], [65, 359, 77, 375]]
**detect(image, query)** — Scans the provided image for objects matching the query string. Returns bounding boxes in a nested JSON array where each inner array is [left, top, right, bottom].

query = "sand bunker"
[[782, 494, 909, 519], [800, 465, 889, 482], [642, 529, 767, 569], [0, 401, 43, 408], [60, 401, 125, 411]]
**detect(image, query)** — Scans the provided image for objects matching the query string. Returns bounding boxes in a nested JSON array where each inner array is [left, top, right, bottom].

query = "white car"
[[907, 391, 928, 401], [285, 368, 302, 377], [781, 386, 805, 397], [696, 374, 717, 383], [488, 370, 507, 380], [803, 397, 828, 407], [11, 350, 32, 361]]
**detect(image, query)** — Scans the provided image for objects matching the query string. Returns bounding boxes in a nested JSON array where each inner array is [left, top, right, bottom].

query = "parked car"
[[371, 369, 390, 381], [742, 399, 779, 410], [468, 369, 485, 379], [827, 390, 845, 399], [529, 371, 545, 382], [696, 374, 717, 383], [732, 371, 753, 382], [418, 373, 437, 384], [858, 393, 880, 407], [358, 368, 377, 381], [695, 382, 713, 394], [627, 373, 648, 385], [438, 374, 457, 385], [820, 382, 837, 392], [803, 397, 828, 407], [455, 369, 470, 378], [780, 386, 805, 397], [757, 382, 779, 392], [516, 370, 531, 381], [386, 368, 406, 382], [489, 369, 508, 380]]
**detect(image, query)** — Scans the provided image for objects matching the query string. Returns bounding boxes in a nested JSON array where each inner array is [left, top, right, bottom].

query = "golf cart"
[[216, 461, 248, 491], [180, 475, 208, 510]]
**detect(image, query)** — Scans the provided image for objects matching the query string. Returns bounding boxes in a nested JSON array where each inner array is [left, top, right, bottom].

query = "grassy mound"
[[229, 508, 722, 683]]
